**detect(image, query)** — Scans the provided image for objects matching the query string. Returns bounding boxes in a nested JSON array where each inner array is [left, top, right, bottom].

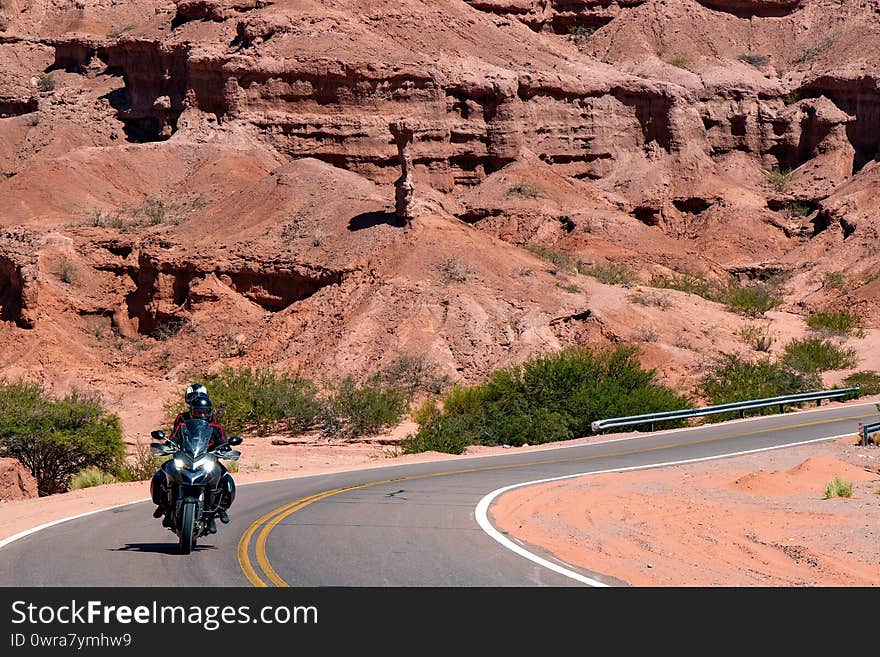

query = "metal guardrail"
[[859, 421, 880, 447], [590, 386, 861, 433]]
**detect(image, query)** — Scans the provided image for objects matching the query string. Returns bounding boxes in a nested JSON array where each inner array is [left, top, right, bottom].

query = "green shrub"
[[719, 282, 782, 317], [200, 366, 321, 435], [568, 25, 597, 48], [804, 310, 863, 337], [767, 166, 793, 192], [780, 91, 799, 106], [699, 353, 820, 420], [842, 371, 880, 396], [824, 477, 852, 499], [737, 323, 774, 352], [525, 244, 575, 272], [70, 466, 117, 490], [320, 375, 409, 439], [581, 262, 634, 287], [789, 201, 814, 216], [668, 55, 690, 69], [781, 338, 858, 374], [650, 269, 717, 300], [407, 345, 691, 453], [0, 380, 125, 496], [822, 271, 847, 291], [36, 73, 55, 92]]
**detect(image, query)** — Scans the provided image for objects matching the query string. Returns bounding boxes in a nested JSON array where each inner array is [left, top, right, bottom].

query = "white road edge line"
[[474, 432, 854, 588]]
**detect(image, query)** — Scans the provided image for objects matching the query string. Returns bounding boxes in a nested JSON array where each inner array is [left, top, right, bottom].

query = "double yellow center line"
[[236, 410, 876, 586]]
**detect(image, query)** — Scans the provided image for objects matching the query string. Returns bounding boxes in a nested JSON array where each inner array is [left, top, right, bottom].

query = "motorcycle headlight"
[[193, 456, 216, 473], [174, 458, 186, 470]]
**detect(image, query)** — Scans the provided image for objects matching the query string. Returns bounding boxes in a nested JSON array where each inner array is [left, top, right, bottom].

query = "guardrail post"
[[859, 423, 865, 447], [779, 404, 785, 414]]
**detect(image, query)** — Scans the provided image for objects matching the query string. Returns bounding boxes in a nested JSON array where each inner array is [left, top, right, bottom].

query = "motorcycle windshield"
[[178, 419, 213, 457]]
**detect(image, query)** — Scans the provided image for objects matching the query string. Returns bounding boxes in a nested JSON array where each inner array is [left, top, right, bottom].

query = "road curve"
[[1, 402, 876, 587]]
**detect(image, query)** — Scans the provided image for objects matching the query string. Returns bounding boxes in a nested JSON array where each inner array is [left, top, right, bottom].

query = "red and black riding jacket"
[[170, 412, 227, 450]]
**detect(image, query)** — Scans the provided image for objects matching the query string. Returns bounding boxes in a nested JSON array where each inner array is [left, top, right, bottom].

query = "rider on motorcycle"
[[151, 386, 236, 535]]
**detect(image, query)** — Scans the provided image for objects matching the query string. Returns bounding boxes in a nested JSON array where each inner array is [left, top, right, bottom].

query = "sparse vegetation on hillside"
[[0, 380, 125, 496], [767, 166, 794, 192], [737, 323, 774, 352], [402, 345, 692, 454], [438, 256, 472, 282], [507, 182, 542, 198], [668, 55, 690, 69], [719, 282, 783, 317], [524, 244, 575, 272], [320, 375, 409, 439], [782, 337, 858, 374], [738, 53, 769, 67], [650, 269, 716, 299], [58, 258, 78, 284], [36, 73, 54, 92], [804, 310, 863, 338], [580, 262, 634, 287], [569, 25, 597, 48]]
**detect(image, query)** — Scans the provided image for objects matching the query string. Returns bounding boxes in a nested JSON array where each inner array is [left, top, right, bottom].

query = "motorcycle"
[[150, 419, 242, 555]]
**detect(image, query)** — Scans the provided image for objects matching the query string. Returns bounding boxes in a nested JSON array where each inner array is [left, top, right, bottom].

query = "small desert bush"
[[822, 271, 847, 291], [842, 371, 880, 396], [767, 166, 794, 192], [581, 262, 634, 287], [824, 477, 852, 499], [507, 182, 541, 198], [804, 310, 863, 337], [70, 466, 117, 490], [789, 201, 815, 216], [320, 375, 409, 439], [36, 73, 55, 92], [380, 354, 449, 401], [628, 291, 671, 309], [226, 460, 240, 473], [0, 380, 125, 496], [781, 337, 858, 374], [404, 345, 692, 453], [568, 25, 597, 48], [668, 55, 690, 69], [737, 323, 774, 352], [438, 256, 472, 283], [58, 258, 78, 284], [699, 353, 820, 420], [650, 269, 717, 300], [738, 53, 769, 67], [525, 244, 575, 272], [780, 90, 799, 106], [719, 282, 782, 317], [117, 444, 167, 482]]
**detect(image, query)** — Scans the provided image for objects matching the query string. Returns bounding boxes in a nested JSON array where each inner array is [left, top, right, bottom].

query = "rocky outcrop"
[[0, 232, 39, 329], [695, 0, 805, 18], [464, 0, 647, 34], [0, 458, 38, 501]]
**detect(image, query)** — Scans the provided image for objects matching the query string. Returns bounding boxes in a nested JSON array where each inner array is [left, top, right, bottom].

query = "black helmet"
[[190, 394, 212, 420], [185, 383, 208, 405]]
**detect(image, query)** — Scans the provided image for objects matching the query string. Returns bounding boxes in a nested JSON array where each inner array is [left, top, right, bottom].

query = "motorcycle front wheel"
[[179, 501, 196, 555]]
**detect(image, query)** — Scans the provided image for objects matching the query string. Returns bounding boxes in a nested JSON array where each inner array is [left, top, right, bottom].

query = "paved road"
[[2, 402, 875, 587]]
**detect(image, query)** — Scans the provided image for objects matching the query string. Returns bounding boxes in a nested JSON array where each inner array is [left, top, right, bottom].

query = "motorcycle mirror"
[[228, 436, 243, 446], [150, 442, 173, 456], [151, 429, 166, 441], [218, 449, 241, 462]]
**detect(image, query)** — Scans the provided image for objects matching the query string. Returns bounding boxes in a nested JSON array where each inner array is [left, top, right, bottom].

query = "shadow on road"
[[111, 543, 217, 554]]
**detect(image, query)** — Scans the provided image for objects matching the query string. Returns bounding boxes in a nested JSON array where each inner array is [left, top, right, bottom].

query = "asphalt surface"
[[1, 401, 876, 587]]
